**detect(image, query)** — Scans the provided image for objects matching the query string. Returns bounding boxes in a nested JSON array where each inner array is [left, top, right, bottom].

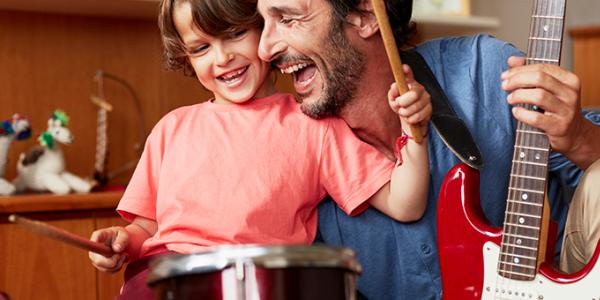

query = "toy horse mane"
[[37, 110, 70, 150]]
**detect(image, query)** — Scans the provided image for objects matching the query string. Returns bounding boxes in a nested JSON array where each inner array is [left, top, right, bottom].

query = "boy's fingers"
[[112, 228, 129, 253]]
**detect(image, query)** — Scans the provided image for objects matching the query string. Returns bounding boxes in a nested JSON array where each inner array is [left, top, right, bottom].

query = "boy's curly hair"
[[158, 0, 263, 76]]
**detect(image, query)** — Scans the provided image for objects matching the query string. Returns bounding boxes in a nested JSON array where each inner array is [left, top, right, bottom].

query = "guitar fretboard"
[[497, 0, 566, 281]]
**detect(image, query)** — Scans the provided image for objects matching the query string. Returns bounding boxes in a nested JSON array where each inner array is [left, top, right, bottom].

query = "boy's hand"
[[89, 226, 129, 273], [388, 65, 432, 133]]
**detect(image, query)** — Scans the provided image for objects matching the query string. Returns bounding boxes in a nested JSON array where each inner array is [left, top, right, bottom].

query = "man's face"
[[257, 0, 365, 119]]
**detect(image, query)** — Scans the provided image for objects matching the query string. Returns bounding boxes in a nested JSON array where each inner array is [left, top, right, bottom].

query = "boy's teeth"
[[222, 67, 246, 80]]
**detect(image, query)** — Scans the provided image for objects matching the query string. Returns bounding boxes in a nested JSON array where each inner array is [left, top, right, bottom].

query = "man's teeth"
[[280, 63, 309, 74]]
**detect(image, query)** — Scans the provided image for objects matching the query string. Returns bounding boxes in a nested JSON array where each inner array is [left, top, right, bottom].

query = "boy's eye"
[[188, 44, 209, 56], [230, 29, 248, 39]]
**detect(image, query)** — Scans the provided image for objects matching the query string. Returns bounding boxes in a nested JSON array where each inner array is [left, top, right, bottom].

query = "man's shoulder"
[[414, 34, 520, 65], [415, 34, 512, 53]]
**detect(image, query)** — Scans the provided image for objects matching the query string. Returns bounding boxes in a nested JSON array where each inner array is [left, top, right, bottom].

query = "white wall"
[[471, 0, 600, 70]]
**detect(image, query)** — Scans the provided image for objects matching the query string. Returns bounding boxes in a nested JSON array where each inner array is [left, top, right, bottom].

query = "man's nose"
[[258, 20, 286, 62]]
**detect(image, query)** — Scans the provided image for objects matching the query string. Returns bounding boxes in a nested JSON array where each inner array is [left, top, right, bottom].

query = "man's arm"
[[501, 56, 600, 170]]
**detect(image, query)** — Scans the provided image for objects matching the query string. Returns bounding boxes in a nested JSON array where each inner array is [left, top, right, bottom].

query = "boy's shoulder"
[[150, 102, 204, 133]]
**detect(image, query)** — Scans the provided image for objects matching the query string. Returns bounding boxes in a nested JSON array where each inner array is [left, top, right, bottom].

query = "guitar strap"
[[401, 50, 484, 169]]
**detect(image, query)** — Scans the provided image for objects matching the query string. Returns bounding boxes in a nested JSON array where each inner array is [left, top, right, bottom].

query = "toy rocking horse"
[[13, 110, 92, 195], [0, 114, 31, 196]]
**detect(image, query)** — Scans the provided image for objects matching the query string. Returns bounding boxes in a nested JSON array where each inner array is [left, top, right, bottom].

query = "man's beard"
[[301, 22, 364, 119], [273, 20, 365, 119]]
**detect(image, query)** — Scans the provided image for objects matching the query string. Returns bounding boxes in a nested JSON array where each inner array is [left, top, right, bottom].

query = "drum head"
[[147, 244, 362, 284]]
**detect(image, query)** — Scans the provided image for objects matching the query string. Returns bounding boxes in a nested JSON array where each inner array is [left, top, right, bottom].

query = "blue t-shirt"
[[315, 34, 600, 299]]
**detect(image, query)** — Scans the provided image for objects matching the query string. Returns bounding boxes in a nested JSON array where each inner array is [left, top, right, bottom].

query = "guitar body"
[[437, 163, 500, 299], [438, 163, 600, 300]]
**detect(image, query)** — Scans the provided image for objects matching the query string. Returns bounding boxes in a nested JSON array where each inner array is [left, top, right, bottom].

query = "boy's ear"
[[345, 0, 379, 39]]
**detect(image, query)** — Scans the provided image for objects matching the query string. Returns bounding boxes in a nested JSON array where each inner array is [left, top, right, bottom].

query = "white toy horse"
[[13, 110, 92, 195], [0, 114, 31, 196]]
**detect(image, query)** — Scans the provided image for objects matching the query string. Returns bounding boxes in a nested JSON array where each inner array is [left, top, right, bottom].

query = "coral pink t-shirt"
[[117, 93, 393, 256]]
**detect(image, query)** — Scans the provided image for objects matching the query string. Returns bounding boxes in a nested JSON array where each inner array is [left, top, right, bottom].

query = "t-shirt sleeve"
[[319, 118, 395, 216], [116, 122, 166, 222]]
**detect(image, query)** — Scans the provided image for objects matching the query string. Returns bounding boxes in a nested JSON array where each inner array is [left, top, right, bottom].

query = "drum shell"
[[148, 245, 361, 300]]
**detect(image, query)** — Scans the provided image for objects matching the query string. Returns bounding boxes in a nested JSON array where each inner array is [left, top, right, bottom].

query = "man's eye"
[[279, 17, 294, 24]]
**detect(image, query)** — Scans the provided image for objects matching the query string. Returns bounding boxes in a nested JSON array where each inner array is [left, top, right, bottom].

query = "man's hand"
[[502, 56, 599, 169]]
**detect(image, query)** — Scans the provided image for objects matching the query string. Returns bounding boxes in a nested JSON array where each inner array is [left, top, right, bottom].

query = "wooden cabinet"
[[570, 26, 600, 109], [0, 191, 126, 300]]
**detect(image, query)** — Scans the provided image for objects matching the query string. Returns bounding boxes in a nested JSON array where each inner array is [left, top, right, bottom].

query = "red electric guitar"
[[437, 0, 600, 299]]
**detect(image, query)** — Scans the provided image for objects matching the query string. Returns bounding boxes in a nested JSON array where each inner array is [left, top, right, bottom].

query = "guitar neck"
[[498, 0, 567, 281]]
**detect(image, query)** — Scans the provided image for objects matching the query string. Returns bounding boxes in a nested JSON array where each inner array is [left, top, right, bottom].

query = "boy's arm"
[[123, 216, 158, 260], [368, 131, 429, 222], [89, 216, 157, 273], [368, 65, 431, 222]]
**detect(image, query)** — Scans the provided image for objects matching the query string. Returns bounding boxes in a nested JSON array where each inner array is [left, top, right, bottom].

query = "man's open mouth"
[[279, 61, 317, 91]]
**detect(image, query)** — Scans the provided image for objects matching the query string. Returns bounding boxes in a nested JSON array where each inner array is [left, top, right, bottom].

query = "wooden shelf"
[[0, 0, 160, 19], [414, 14, 500, 29], [414, 14, 500, 39], [570, 26, 600, 38], [0, 190, 123, 214]]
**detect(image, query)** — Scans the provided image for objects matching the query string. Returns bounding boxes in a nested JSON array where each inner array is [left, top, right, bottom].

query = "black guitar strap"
[[400, 50, 484, 169]]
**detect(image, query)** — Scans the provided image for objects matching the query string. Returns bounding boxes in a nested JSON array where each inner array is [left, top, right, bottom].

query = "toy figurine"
[[13, 110, 92, 195], [0, 114, 31, 196]]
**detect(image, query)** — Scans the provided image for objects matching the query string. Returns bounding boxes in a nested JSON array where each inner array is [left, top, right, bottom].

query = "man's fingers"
[[507, 56, 526, 68], [503, 71, 579, 107], [507, 88, 562, 112], [502, 63, 581, 93]]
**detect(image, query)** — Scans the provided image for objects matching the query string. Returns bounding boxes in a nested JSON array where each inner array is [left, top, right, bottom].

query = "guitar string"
[[496, 0, 533, 292], [497, 0, 545, 297], [496, 0, 534, 290], [498, 0, 563, 298]]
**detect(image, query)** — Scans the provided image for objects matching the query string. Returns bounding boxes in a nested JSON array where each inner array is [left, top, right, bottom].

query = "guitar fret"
[[529, 37, 561, 42], [526, 57, 560, 63], [507, 199, 543, 207], [531, 15, 564, 20], [504, 232, 540, 240], [503, 243, 538, 251], [514, 145, 549, 151], [505, 222, 541, 230], [506, 212, 542, 219], [500, 252, 537, 260], [510, 174, 546, 181], [499, 261, 536, 269], [508, 187, 545, 195], [498, 269, 535, 278], [512, 159, 546, 167], [516, 129, 545, 135]]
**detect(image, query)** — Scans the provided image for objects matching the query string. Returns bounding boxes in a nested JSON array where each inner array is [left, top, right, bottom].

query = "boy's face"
[[174, 1, 273, 105]]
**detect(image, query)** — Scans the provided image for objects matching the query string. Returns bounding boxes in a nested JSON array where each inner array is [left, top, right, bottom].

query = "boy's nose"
[[215, 48, 235, 66]]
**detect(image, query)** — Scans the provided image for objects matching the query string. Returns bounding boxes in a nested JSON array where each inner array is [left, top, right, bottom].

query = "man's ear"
[[345, 0, 379, 39]]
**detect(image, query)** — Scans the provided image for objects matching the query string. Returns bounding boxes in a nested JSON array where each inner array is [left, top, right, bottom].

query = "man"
[[257, 0, 600, 298]]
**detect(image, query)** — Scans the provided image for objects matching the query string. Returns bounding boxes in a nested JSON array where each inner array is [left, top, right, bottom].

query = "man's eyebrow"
[[267, 6, 303, 16]]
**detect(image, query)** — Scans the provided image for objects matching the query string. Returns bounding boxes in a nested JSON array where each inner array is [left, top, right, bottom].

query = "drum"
[[147, 244, 362, 300]]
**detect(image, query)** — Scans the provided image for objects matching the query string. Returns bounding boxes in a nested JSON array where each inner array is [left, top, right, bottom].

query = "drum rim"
[[146, 244, 362, 285]]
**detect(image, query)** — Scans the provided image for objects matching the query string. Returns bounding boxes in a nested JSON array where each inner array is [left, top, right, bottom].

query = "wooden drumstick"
[[8, 214, 115, 256], [372, 0, 423, 143]]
